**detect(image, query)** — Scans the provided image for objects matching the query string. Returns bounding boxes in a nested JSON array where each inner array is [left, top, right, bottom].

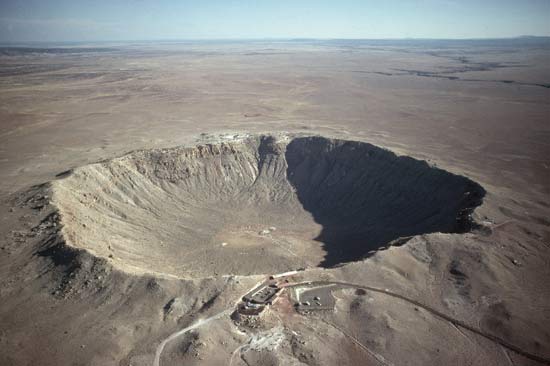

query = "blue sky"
[[1, 0, 549, 42]]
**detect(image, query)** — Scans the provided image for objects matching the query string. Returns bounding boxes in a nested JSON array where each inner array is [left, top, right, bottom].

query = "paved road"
[[287, 280, 550, 365], [153, 276, 550, 366]]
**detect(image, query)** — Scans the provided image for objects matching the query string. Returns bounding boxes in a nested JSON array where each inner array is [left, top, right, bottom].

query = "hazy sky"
[[1, 0, 549, 42]]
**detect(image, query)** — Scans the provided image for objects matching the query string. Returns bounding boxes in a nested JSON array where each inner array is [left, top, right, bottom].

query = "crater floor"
[[52, 135, 485, 278]]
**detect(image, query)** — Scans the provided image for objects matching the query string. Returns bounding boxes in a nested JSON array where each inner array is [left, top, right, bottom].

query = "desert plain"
[[0, 39, 549, 365]]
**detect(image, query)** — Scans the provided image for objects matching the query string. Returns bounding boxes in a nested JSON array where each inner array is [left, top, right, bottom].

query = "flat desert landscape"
[[0, 39, 549, 366]]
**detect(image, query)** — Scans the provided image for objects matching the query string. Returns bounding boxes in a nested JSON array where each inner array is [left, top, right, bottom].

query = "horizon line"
[[1, 35, 550, 46]]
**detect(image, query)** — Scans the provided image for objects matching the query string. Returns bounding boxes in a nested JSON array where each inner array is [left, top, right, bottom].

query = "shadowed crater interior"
[[51, 135, 485, 278], [285, 137, 485, 266]]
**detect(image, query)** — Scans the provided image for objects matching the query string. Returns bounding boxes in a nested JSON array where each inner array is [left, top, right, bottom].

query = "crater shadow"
[[285, 136, 485, 267]]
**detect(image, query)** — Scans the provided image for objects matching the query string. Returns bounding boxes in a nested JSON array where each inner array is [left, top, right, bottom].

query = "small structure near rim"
[[236, 280, 284, 317], [237, 302, 266, 316], [243, 283, 280, 305]]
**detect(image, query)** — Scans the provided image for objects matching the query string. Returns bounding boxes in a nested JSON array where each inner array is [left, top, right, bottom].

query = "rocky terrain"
[[0, 40, 549, 365]]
